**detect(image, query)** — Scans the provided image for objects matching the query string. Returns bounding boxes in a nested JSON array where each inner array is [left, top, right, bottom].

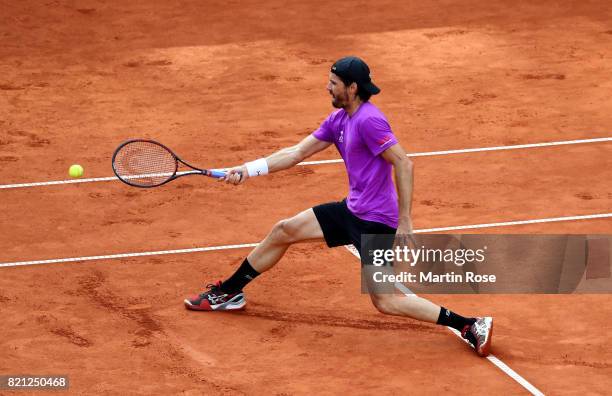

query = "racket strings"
[[113, 141, 177, 187]]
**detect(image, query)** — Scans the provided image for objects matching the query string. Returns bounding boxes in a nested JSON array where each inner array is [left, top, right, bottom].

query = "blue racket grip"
[[209, 170, 227, 178]]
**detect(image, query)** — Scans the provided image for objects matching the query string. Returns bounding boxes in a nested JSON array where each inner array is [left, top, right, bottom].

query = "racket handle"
[[208, 170, 227, 178]]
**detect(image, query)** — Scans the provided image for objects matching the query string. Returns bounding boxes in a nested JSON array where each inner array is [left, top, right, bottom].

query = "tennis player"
[[185, 56, 493, 357]]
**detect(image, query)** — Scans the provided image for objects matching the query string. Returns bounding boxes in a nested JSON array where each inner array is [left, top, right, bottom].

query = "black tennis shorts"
[[312, 199, 396, 252]]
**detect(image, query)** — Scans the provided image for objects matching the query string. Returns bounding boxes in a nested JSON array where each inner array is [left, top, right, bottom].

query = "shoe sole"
[[477, 317, 493, 357], [184, 294, 246, 311]]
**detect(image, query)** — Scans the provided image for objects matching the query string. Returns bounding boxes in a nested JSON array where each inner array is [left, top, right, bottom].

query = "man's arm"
[[266, 135, 332, 172], [223, 135, 332, 184], [381, 143, 414, 233]]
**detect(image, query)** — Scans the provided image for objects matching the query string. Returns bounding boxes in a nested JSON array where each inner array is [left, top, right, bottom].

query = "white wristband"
[[245, 158, 269, 177]]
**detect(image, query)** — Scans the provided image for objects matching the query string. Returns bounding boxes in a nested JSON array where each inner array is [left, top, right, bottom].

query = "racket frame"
[[111, 139, 226, 188]]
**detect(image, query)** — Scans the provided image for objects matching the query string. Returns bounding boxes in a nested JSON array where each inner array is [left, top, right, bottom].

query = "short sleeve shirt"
[[312, 102, 399, 228]]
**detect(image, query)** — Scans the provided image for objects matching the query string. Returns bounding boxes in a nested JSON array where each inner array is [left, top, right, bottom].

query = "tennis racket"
[[112, 139, 230, 188]]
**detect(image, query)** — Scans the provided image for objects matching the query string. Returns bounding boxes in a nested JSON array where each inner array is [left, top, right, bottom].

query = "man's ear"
[[349, 82, 359, 96]]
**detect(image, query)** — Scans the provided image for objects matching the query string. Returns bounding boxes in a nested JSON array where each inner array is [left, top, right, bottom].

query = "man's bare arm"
[[381, 143, 414, 233], [266, 135, 332, 172], [223, 135, 332, 184]]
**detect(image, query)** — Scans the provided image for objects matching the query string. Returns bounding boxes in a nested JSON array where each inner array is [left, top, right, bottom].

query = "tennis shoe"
[[184, 281, 246, 311], [461, 317, 493, 357]]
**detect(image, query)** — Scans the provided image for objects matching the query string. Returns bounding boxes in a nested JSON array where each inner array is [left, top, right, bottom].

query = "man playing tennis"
[[185, 56, 493, 357]]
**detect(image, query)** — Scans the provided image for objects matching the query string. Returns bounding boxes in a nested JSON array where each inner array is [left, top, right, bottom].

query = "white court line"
[[1, 212, 609, 268], [416, 213, 612, 233], [405, 137, 611, 157], [1, 137, 610, 190], [344, 245, 545, 396], [0, 243, 258, 268], [0, 171, 195, 190]]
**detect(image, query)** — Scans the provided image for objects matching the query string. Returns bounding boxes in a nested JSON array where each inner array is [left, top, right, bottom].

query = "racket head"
[[112, 139, 179, 188]]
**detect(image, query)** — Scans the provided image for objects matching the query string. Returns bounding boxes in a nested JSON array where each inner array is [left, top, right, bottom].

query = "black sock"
[[436, 307, 476, 332], [220, 258, 260, 294]]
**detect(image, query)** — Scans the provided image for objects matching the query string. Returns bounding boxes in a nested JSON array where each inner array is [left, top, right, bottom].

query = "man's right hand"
[[220, 165, 248, 185]]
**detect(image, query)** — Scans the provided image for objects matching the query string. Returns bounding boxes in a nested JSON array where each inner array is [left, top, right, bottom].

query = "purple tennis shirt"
[[312, 102, 399, 228]]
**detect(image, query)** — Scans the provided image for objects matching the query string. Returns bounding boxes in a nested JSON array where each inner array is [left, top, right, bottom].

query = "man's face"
[[327, 72, 352, 108]]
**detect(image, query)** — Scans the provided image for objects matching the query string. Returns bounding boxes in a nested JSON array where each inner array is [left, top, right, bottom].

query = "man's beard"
[[331, 94, 344, 109]]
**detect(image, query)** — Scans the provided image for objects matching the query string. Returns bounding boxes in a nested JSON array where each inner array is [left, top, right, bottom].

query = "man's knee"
[[370, 294, 399, 315], [268, 209, 322, 244], [271, 218, 300, 244]]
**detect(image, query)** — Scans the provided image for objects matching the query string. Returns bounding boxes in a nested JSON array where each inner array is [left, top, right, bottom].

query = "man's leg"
[[185, 208, 324, 311], [219, 208, 324, 293], [369, 293, 441, 323], [247, 208, 324, 273], [369, 293, 493, 357], [361, 237, 472, 326]]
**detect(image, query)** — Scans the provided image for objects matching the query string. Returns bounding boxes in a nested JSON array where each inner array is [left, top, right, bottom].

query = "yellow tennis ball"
[[69, 164, 84, 178]]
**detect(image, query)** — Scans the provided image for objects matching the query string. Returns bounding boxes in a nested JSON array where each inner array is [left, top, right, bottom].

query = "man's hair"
[[337, 75, 372, 102]]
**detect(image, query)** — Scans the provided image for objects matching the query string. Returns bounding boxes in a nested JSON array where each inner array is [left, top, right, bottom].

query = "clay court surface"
[[1, 1, 612, 394]]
